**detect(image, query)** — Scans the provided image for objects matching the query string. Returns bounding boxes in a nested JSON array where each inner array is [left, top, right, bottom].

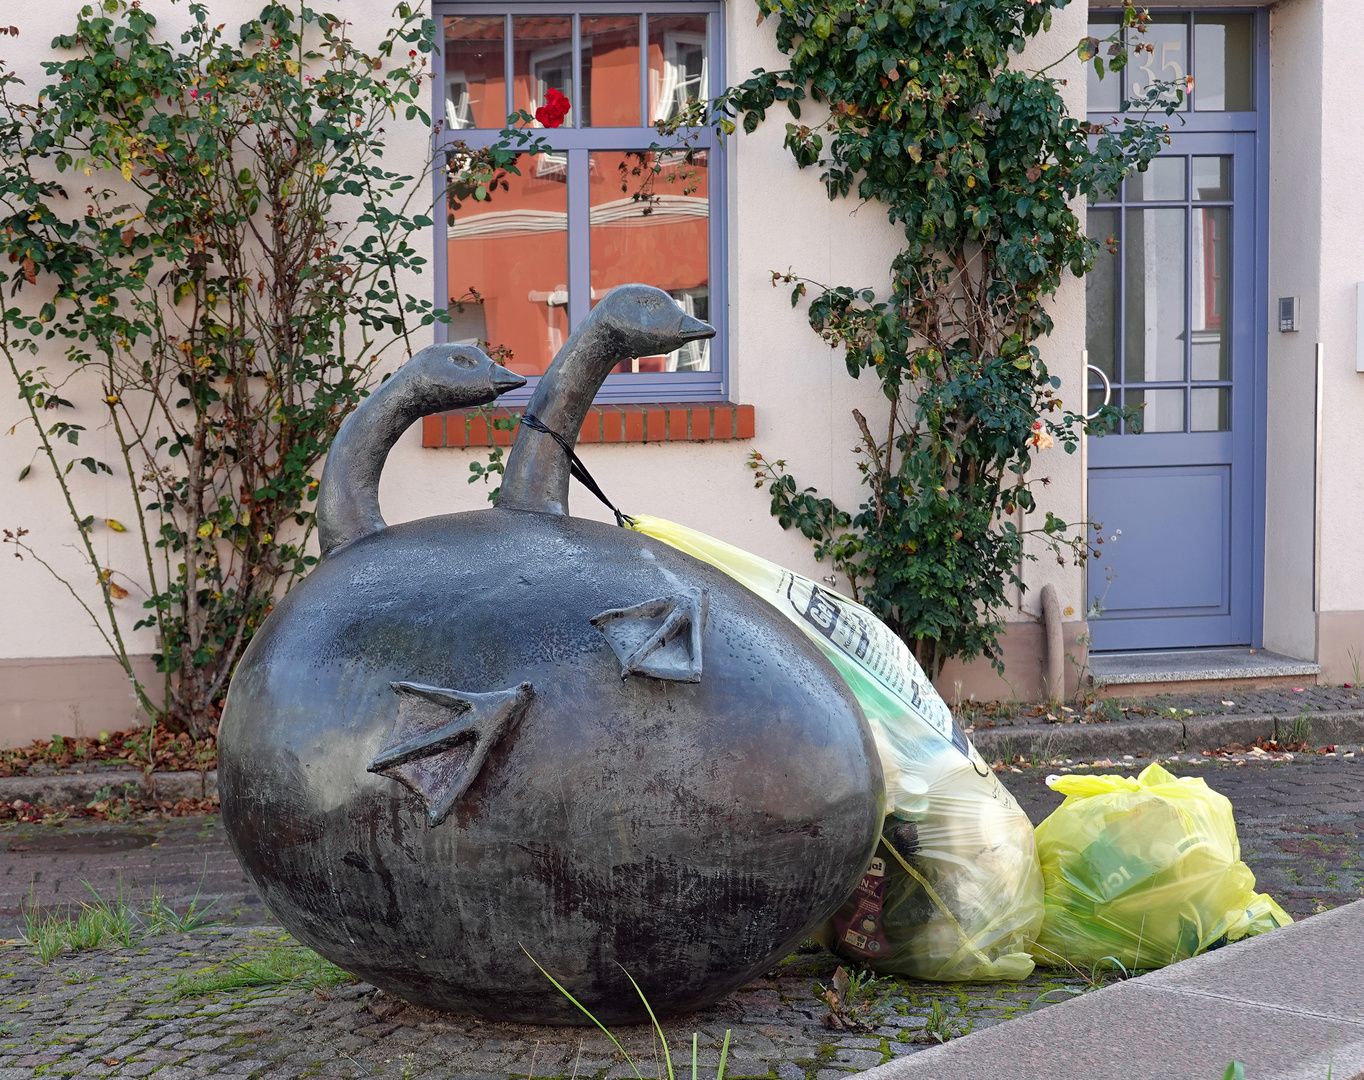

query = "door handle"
[[1085, 362, 1112, 421]]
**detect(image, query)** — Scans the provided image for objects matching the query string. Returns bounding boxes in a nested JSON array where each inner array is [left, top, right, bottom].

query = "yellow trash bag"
[[1034, 762, 1291, 971], [627, 514, 1044, 981]]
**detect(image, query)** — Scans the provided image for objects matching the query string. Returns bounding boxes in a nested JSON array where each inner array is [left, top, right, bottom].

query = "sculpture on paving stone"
[[218, 284, 885, 1024]]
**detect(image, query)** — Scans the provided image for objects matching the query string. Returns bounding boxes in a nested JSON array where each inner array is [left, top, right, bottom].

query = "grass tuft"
[[170, 941, 354, 1000]]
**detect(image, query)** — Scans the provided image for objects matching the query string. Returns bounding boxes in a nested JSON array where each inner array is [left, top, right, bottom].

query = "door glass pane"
[[513, 17, 575, 127], [1127, 16, 1189, 111], [1192, 156, 1232, 201], [444, 17, 506, 130], [1125, 208, 1187, 382], [1191, 207, 1231, 381], [1086, 208, 1119, 382], [1194, 15, 1254, 112], [1191, 388, 1231, 431], [1125, 157, 1186, 202], [590, 150, 710, 372], [648, 15, 708, 123], [582, 16, 640, 127], [1126, 388, 1185, 434], [447, 154, 568, 377], [1088, 17, 1122, 114]]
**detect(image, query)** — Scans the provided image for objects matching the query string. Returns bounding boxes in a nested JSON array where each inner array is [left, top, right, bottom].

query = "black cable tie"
[[519, 412, 633, 528]]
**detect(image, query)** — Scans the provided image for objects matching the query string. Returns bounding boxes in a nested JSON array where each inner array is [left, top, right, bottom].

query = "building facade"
[[1, 0, 1360, 746]]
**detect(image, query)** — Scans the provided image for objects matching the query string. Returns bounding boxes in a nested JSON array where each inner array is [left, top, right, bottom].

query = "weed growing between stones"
[[170, 938, 354, 1000], [22, 878, 220, 962]]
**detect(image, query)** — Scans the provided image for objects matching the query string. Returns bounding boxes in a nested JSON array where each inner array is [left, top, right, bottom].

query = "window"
[[1087, 12, 1254, 115], [434, 4, 726, 403]]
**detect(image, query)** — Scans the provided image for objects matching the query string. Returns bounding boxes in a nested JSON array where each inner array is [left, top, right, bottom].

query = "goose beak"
[[677, 315, 716, 342], [490, 364, 527, 392]]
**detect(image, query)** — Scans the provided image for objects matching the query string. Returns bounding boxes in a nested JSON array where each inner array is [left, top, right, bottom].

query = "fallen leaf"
[[108, 582, 129, 600], [1221, 700, 1235, 707]]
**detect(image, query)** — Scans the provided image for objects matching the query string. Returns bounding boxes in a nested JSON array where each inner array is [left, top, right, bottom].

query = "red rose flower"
[[535, 88, 571, 128]]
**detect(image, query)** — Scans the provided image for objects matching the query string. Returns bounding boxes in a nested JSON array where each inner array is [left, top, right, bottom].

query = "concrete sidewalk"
[[852, 900, 1364, 1080]]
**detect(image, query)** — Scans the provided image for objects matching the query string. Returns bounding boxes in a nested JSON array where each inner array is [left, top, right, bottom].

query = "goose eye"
[[449, 352, 477, 370]]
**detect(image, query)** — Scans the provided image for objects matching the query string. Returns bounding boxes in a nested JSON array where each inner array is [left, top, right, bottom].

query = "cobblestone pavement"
[[3, 755, 1363, 1078]]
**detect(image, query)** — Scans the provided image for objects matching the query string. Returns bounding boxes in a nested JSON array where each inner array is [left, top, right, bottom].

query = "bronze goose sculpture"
[[219, 285, 884, 1024]]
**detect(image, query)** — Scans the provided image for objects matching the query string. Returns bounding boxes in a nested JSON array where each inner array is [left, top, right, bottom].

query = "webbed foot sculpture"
[[368, 681, 534, 825], [591, 588, 708, 683]]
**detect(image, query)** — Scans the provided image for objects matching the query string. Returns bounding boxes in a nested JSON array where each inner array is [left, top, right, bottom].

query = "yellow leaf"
[[108, 581, 129, 600], [120, 162, 132, 181], [285, 58, 299, 75], [105, 519, 127, 532], [197, 522, 214, 538], [313, 162, 326, 178]]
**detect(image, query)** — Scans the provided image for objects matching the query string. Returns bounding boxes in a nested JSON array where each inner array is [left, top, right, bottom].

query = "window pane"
[[1126, 388, 1185, 434], [1087, 18, 1122, 114], [1086, 208, 1119, 383], [590, 150, 710, 373], [1191, 388, 1231, 431], [1191, 207, 1231, 381], [1125, 208, 1187, 382], [513, 17, 576, 127], [582, 16, 640, 127], [444, 17, 506, 130], [1128, 16, 1188, 111], [1192, 156, 1232, 201], [648, 15, 708, 123], [1124, 157, 1185, 202], [1195, 15, 1254, 112], [447, 154, 568, 377]]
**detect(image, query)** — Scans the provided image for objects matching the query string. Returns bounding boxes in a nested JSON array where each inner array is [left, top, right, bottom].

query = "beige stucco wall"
[[1311, 0, 1364, 680], [1262, 0, 1364, 681], [0, 0, 1093, 743]]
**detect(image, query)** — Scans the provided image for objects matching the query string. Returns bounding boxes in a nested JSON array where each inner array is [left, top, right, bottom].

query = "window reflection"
[[1125, 208, 1187, 383], [513, 17, 575, 127], [590, 150, 709, 372], [649, 15, 707, 122], [1194, 15, 1254, 112], [1087, 18, 1122, 114], [1127, 16, 1188, 111], [1192, 156, 1232, 201], [1125, 157, 1185, 202], [1191, 207, 1230, 381], [444, 17, 507, 130], [446, 154, 569, 377], [582, 16, 640, 126], [1086, 208, 1119, 383], [1126, 388, 1185, 434]]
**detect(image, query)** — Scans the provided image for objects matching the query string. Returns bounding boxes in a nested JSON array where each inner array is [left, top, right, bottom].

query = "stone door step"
[[1090, 647, 1320, 698], [852, 900, 1364, 1080]]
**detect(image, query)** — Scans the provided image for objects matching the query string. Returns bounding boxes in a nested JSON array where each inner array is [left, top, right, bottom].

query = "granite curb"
[[0, 768, 218, 805], [969, 710, 1364, 760], [847, 899, 1364, 1080]]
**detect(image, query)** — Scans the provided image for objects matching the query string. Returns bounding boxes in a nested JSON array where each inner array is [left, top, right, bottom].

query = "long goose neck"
[[496, 314, 622, 516], [317, 373, 424, 558]]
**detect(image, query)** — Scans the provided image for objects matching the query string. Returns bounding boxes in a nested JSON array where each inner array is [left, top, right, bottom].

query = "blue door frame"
[[1086, 10, 1269, 653]]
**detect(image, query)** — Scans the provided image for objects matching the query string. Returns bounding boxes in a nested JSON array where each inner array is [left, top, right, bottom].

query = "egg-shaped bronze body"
[[219, 287, 884, 1024]]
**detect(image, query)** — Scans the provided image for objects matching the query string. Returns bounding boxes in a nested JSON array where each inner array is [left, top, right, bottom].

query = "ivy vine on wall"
[[709, 0, 1180, 678]]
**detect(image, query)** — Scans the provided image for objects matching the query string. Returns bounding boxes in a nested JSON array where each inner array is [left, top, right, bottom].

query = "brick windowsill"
[[422, 402, 755, 448]]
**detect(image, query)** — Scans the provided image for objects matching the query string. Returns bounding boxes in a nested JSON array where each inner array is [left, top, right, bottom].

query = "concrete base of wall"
[[1319, 611, 1364, 684], [0, 655, 159, 748], [935, 620, 1089, 705]]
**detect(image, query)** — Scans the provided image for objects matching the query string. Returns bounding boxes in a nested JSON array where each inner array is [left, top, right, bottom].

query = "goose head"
[[317, 343, 526, 557], [396, 342, 527, 414], [495, 285, 715, 517], [588, 284, 716, 363]]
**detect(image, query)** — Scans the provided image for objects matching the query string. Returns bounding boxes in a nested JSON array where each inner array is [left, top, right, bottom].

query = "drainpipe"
[[1041, 583, 1064, 702]]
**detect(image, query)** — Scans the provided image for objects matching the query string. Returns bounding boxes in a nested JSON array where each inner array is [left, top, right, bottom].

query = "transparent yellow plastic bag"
[[1034, 762, 1291, 971], [627, 514, 1044, 981]]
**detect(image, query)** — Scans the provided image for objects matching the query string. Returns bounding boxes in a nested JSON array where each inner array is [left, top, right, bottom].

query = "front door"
[[1084, 10, 1264, 652]]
